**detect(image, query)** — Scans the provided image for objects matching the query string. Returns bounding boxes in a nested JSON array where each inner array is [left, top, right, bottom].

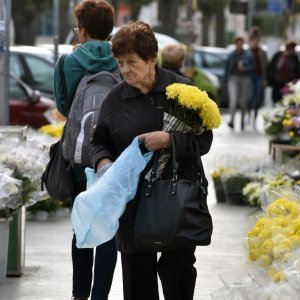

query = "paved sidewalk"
[[0, 112, 270, 299]]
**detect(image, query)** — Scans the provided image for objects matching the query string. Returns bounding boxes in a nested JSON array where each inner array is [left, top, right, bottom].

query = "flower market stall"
[[0, 111, 66, 281], [209, 79, 300, 299]]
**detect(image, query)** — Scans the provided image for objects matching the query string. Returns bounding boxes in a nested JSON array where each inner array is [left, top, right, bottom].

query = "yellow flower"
[[260, 254, 271, 266], [282, 119, 293, 126], [289, 131, 295, 138], [165, 83, 222, 130], [272, 271, 286, 283], [290, 235, 300, 247]]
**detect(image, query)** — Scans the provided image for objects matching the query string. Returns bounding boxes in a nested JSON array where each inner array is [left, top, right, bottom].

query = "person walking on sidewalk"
[[247, 27, 268, 129], [53, 1, 118, 299], [267, 40, 300, 105], [225, 36, 254, 130], [90, 20, 213, 300]]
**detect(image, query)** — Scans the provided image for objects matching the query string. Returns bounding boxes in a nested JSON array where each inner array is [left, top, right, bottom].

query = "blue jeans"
[[72, 181, 117, 300]]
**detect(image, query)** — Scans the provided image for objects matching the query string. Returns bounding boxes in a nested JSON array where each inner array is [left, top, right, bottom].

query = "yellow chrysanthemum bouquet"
[[247, 186, 300, 283], [146, 83, 221, 179], [165, 83, 222, 132]]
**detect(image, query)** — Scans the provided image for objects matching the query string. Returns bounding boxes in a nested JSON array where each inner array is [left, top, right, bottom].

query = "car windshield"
[[9, 76, 28, 100], [193, 50, 227, 70], [22, 54, 54, 93]]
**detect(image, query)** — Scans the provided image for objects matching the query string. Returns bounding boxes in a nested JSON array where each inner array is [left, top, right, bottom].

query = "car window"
[[193, 51, 203, 68], [9, 77, 28, 101], [202, 52, 226, 69], [22, 54, 54, 92], [10, 54, 25, 78]]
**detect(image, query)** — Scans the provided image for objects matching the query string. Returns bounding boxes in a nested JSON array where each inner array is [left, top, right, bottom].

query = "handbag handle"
[[145, 133, 205, 197]]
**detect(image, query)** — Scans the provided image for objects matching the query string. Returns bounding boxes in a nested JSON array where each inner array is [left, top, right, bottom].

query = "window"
[[9, 77, 28, 101], [193, 51, 203, 69], [202, 52, 226, 70], [22, 54, 54, 93], [10, 54, 25, 78]]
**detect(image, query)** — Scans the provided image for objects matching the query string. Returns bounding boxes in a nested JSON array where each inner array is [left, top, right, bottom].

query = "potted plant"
[[222, 173, 252, 205], [211, 167, 236, 203]]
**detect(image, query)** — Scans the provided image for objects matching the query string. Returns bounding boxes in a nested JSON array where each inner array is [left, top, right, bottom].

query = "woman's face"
[[116, 52, 156, 90]]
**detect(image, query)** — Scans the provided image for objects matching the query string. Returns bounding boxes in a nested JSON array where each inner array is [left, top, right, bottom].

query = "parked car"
[[10, 46, 56, 99], [9, 44, 77, 101], [191, 45, 229, 107], [9, 72, 54, 129], [64, 26, 180, 50]]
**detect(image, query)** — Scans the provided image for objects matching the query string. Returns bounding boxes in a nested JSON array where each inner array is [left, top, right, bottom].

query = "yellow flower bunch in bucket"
[[39, 122, 65, 138], [247, 196, 300, 283]]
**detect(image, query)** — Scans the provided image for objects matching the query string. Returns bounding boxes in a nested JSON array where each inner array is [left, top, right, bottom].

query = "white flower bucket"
[[0, 218, 11, 284]]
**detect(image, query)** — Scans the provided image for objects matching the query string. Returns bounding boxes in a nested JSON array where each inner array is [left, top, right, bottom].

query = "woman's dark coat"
[[90, 66, 213, 253]]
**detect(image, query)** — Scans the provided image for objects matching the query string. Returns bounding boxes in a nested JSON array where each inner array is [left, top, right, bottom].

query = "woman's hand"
[[96, 158, 113, 172], [138, 131, 171, 151]]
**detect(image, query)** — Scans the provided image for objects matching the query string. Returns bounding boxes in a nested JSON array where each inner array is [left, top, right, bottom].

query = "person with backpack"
[[53, 1, 119, 300]]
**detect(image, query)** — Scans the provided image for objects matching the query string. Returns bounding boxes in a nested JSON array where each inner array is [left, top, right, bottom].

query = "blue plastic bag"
[[71, 137, 153, 248]]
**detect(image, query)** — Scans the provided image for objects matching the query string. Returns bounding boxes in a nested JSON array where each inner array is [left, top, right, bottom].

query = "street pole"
[[247, 0, 254, 31], [53, 0, 59, 64], [0, 0, 10, 126]]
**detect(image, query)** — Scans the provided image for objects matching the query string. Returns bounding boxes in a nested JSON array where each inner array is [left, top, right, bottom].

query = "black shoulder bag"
[[41, 55, 74, 202], [134, 134, 213, 252]]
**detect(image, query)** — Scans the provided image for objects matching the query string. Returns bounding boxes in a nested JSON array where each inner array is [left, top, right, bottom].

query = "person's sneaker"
[[71, 297, 88, 300], [228, 121, 234, 129]]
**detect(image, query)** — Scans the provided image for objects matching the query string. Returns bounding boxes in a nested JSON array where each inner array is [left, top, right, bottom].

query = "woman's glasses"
[[73, 26, 79, 33]]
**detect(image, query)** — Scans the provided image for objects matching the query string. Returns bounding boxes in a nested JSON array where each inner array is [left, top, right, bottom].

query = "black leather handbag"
[[134, 135, 213, 252], [41, 134, 73, 202]]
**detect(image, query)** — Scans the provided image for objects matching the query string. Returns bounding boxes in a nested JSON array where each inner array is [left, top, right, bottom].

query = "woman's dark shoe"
[[71, 297, 88, 300], [228, 121, 234, 129]]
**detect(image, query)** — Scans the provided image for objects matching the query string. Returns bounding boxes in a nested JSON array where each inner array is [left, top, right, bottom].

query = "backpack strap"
[[59, 54, 72, 114]]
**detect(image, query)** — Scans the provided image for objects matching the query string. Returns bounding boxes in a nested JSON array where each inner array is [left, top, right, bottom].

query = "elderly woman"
[[90, 21, 213, 300]]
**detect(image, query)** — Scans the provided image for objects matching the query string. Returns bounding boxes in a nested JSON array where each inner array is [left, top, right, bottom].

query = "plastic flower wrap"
[[243, 172, 296, 207], [247, 186, 300, 283], [0, 173, 22, 218]]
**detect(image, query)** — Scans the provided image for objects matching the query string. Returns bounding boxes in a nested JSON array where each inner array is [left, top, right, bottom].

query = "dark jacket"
[[267, 51, 300, 86], [90, 66, 213, 253], [225, 48, 254, 82]]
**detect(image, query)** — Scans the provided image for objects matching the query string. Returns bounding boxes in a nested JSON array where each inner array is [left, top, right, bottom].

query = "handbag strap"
[[59, 54, 71, 114], [148, 133, 204, 183]]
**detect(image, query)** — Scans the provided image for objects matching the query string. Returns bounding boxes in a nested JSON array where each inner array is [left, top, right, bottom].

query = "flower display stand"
[[0, 218, 12, 284], [271, 143, 300, 164]]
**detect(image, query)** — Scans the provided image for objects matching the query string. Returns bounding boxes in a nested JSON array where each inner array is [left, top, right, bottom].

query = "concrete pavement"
[[0, 111, 270, 300]]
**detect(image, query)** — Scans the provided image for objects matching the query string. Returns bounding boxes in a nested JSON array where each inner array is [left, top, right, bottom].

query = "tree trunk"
[[59, 0, 71, 43], [12, 11, 38, 45], [158, 0, 180, 36], [202, 13, 212, 46], [12, 0, 50, 45], [215, 5, 226, 47]]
